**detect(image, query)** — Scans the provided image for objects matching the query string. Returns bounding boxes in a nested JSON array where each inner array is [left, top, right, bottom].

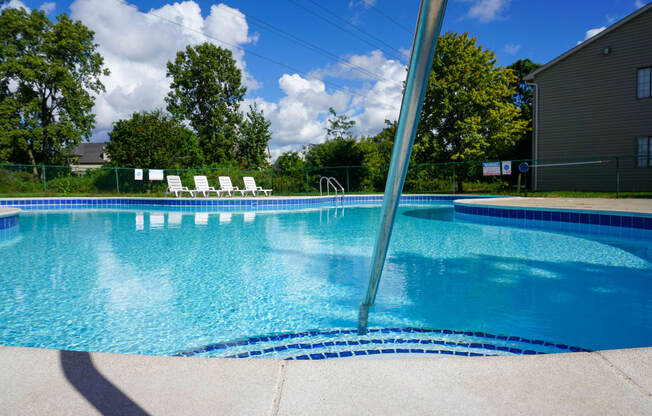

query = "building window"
[[638, 137, 651, 167], [638, 68, 651, 98]]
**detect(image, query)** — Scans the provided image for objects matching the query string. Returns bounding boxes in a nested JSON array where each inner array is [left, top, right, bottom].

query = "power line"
[[286, 0, 405, 62], [303, 0, 408, 57], [112, 0, 370, 100], [365, 2, 414, 35], [213, 4, 392, 83]]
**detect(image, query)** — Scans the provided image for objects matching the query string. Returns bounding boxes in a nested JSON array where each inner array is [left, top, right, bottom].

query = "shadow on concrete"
[[60, 350, 150, 416]]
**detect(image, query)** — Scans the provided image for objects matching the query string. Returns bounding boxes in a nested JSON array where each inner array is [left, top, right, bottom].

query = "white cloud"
[[584, 26, 606, 40], [69, 0, 259, 135], [39, 2, 55, 14], [635, 1, 646, 9], [461, 0, 511, 23], [503, 43, 521, 55], [0, 0, 28, 11], [247, 50, 406, 158]]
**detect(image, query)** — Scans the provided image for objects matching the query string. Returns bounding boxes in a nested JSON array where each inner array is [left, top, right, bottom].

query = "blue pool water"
[[0, 202, 651, 356]]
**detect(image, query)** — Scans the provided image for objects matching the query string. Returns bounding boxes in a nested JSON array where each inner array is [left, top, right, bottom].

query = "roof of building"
[[524, 3, 652, 81], [72, 142, 108, 164]]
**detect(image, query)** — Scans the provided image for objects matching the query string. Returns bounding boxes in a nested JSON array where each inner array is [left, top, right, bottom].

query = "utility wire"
[[366, 2, 414, 35], [213, 4, 392, 83], [303, 0, 405, 55], [112, 0, 371, 100], [286, 0, 405, 62], [303, 0, 407, 57]]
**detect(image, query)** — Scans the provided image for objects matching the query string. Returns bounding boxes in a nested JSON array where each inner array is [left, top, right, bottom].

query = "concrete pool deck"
[[457, 197, 652, 214], [0, 346, 650, 415]]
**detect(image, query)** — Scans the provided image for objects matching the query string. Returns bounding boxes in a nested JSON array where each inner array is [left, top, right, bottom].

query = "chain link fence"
[[0, 155, 648, 196]]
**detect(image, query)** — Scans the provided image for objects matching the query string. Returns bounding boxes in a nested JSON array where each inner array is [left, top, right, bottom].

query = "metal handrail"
[[319, 176, 345, 196], [358, 0, 447, 335]]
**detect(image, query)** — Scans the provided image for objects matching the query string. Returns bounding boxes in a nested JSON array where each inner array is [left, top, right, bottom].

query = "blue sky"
[[3, 0, 650, 157]]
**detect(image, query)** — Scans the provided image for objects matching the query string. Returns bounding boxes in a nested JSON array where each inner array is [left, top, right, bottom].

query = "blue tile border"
[[454, 202, 652, 231], [175, 327, 589, 359], [0, 212, 19, 230], [0, 195, 494, 212]]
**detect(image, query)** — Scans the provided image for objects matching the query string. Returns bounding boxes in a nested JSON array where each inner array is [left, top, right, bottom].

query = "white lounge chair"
[[218, 176, 248, 197], [165, 175, 195, 198], [243, 176, 272, 196], [194, 176, 222, 197]]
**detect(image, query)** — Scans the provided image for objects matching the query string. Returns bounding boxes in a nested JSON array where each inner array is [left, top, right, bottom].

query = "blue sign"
[[519, 162, 529, 173]]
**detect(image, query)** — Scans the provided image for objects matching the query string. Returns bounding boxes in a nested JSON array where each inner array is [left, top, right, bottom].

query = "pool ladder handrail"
[[319, 177, 345, 197]]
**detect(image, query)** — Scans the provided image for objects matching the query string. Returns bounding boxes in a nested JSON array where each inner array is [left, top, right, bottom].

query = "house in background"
[[71, 142, 110, 171], [525, 3, 652, 192]]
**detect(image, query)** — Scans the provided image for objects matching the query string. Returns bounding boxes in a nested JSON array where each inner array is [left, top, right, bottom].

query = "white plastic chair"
[[194, 176, 222, 197], [243, 176, 272, 196], [165, 175, 195, 198], [218, 176, 248, 197]]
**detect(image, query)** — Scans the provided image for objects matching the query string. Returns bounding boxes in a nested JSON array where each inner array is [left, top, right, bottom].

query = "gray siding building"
[[525, 4, 652, 192]]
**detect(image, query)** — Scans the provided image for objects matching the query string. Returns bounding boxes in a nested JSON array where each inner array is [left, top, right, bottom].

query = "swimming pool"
[[1, 197, 651, 359]]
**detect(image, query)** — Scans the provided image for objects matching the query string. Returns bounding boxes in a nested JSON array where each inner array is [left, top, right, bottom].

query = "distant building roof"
[[524, 3, 652, 81], [72, 142, 110, 164]]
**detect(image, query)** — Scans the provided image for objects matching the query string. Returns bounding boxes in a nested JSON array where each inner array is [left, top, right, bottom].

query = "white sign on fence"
[[149, 169, 164, 181], [501, 161, 512, 175], [134, 169, 143, 181], [482, 162, 501, 176]]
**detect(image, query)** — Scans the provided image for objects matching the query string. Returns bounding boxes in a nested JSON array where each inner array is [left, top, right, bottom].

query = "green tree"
[[506, 58, 541, 160], [357, 120, 396, 191], [416, 32, 528, 191], [0, 8, 109, 167], [106, 110, 203, 168], [325, 107, 355, 140], [274, 151, 304, 172], [165, 42, 246, 165], [237, 103, 271, 169]]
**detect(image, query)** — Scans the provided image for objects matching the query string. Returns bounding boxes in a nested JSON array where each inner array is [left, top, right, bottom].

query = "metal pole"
[[358, 0, 447, 334], [115, 167, 120, 194], [452, 164, 456, 194], [615, 157, 620, 199], [42, 165, 47, 192]]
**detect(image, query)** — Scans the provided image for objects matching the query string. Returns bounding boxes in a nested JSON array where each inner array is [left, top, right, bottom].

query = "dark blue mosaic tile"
[[324, 352, 339, 358], [353, 350, 367, 356], [339, 351, 353, 358], [380, 349, 394, 354], [395, 348, 409, 353], [296, 355, 310, 360], [310, 353, 326, 360]]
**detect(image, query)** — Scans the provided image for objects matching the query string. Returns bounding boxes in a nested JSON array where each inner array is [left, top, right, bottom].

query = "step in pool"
[[176, 328, 590, 360]]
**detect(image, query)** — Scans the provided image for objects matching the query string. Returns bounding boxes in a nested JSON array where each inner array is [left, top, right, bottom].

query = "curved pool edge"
[[0, 344, 649, 414], [0, 208, 20, 241], [454, 197, 652, 231], [0, 194, 496, 211]]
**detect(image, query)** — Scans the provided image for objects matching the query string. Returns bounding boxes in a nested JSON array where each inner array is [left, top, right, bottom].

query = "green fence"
[[0, 155, 647, 197]]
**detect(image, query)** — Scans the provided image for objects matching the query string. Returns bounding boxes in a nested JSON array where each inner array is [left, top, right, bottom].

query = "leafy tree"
[[325, 107, 355, 140], [106, 110, 203, 168], [357, 120, 396, 191], [274, 151, 304, 172], [166, 42, 246, 165], [416, 32, 528, 191], [237, 103, 271, 169], [304, 138, 364, 168], [506, 58, 541, 159], [0, 8, 108, 167]]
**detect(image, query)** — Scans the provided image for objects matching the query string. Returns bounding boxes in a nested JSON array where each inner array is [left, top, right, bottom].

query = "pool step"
[[176, 328, 589, 360]]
